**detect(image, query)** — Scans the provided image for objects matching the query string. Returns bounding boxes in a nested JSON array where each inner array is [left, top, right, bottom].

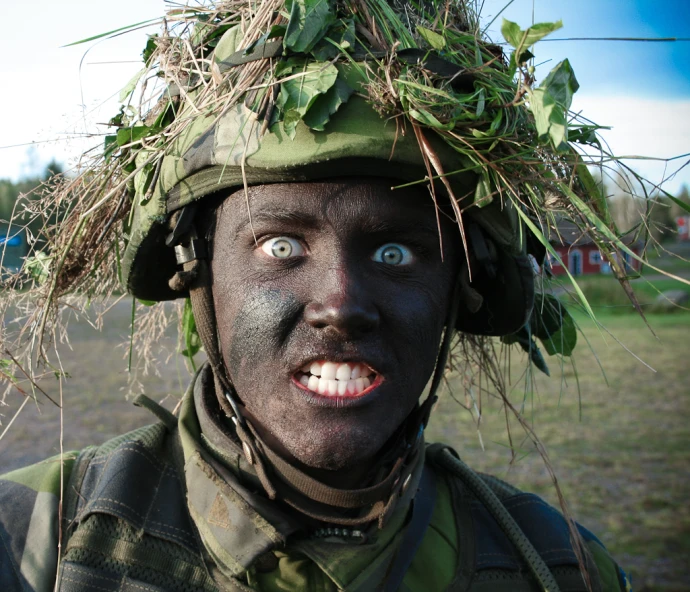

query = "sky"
[[1, 0, 689, 193]]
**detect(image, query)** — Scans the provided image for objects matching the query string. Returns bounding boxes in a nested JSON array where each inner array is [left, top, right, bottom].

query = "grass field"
[[427, 311, 690, 591], [1, 300, 689, 590]]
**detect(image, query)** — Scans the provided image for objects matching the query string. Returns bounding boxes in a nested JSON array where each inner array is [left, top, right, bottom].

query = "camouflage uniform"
[[1, 366, 632, 592]]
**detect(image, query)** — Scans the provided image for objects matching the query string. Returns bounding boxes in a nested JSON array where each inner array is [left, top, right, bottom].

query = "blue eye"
[[372, 243, 413, 265], [260, 237, 305, 259]]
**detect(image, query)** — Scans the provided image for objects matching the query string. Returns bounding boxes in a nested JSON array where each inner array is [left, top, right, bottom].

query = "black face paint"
[[226, 289, 301, 380], [211, 180, 459, 473]]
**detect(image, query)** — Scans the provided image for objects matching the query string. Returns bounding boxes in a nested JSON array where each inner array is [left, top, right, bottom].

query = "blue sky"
[[481, 0, 690, 98], [1, 0, 688, 192]]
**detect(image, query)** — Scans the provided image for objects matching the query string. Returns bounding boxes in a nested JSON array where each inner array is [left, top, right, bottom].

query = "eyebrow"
[[235, 209, 321, 233], [362, 218, 442, 240]]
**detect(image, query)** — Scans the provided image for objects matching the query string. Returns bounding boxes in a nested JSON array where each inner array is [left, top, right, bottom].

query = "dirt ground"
[[1, 299, 689, 591]]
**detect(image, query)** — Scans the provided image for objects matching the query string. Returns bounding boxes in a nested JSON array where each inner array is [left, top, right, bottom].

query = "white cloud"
[[572, 95, 690, 194]]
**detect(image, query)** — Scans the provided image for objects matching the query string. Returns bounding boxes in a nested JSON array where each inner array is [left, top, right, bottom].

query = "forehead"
[[215, 180, 445, 235]]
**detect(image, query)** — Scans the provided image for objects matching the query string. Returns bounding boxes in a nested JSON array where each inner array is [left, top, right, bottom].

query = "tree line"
[[606, 182, 690, 244], [0, 162, 64, 252]]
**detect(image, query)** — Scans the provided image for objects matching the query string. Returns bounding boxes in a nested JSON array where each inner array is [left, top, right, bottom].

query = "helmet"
[[122, 24, 534, 336]]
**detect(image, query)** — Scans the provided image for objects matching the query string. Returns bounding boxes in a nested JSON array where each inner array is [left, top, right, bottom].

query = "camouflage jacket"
[[0, 366, 632, 591]]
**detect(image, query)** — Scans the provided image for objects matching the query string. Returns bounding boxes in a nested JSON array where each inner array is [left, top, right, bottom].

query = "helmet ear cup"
[[454, 249, 535, 337]]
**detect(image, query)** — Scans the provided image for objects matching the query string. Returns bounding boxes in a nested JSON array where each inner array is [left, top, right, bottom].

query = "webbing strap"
[[432, 447, 562, 592], [383, 465, 437, 592], [260, 436, 407, 508]]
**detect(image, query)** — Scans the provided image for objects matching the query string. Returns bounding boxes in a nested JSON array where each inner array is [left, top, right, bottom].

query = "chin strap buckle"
[[166, 203, 207, 264], [225, 392, 246, 427]]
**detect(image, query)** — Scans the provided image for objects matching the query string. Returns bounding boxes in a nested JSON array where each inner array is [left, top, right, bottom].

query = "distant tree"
[[0, 161, 65, 255], [646, 195, 676, 244]]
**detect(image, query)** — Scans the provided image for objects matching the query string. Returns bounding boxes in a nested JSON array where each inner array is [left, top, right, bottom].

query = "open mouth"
[[293, 361, 380, 397]]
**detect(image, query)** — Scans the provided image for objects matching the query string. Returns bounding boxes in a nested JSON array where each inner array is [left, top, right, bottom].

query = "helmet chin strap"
[[168, 211, 462, 528]]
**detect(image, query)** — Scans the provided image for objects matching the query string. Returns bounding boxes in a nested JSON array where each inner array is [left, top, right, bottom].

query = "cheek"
[[219, 287, 302, 381]]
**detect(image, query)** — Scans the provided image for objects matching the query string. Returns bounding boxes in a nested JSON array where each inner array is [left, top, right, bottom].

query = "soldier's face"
[[211, 180, 458, 471]]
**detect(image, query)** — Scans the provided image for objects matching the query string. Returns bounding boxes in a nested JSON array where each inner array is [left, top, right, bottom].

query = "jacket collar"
[[177, 364, 425, 590]]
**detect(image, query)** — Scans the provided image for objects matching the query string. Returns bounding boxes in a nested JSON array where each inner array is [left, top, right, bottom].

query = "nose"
[[304, 267, 380, 338]]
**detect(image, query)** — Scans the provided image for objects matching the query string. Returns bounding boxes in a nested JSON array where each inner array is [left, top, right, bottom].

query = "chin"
[[281, 422, 387, 472]]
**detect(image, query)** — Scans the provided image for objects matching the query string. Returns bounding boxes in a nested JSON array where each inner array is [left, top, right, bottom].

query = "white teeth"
[[336, 363, 351, 381], [321, 362, 337, 380], [299, 361, 376, 396]]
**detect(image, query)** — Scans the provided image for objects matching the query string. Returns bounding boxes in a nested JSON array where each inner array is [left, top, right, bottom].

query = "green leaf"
[[109, 106, 126, 128], [501, 18, 562, 50], [502, 19, 562, 71], [539, 310, 577, 357], [137, 298, 156, 306], [277, 61, 338, 138], [311, 18, 355, 61], [417, 26, 446, 51], [475, 89, 486, 118], [116, 125, 154, 147], [568, 125, 601, 146], [303, 76, 354, 130], [119, 68, 146, 102], [668, 193, 690, 214], [142, 35, 158, 65], [268, 24, 287, 39], [518, 49, 535, 64], [501, 327, 550, 375], [408, 108, 455, 131], [24, 251, 51, 285], [501, 19, 522, 48], [529, 59, 579, 151], [284, 0, 336, 53], [104, 135, 118, 162]]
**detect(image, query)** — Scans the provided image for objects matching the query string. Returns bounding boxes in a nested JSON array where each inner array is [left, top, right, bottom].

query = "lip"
[[289, 358, 385, 407]]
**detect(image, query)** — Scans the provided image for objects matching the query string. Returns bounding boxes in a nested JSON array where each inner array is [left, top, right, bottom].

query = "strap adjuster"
[[174, 239, 206, 264]]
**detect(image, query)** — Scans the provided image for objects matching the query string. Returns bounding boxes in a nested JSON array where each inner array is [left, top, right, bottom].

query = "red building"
[[676, 216, 690, 241], [546, 223, 643, 277]]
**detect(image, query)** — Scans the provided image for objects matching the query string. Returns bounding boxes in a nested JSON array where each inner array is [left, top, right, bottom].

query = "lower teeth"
[[298, 373, 373, 395]]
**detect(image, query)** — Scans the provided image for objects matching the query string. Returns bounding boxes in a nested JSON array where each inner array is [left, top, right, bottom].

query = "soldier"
[[1, 1, 635, 590]]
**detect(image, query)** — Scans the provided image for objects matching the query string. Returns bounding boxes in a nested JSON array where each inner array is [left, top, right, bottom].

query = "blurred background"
[[1, 1, 689, 590]]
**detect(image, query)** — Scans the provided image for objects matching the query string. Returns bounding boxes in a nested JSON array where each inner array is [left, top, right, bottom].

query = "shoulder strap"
[[60, 445, 97, 551], [383, 464, 437, 592], [427, 444, 562, 592]]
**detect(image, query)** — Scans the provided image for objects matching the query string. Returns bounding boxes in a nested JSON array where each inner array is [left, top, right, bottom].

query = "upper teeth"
[[298, 361, 375, 396], [303, 361, 371, 382]]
